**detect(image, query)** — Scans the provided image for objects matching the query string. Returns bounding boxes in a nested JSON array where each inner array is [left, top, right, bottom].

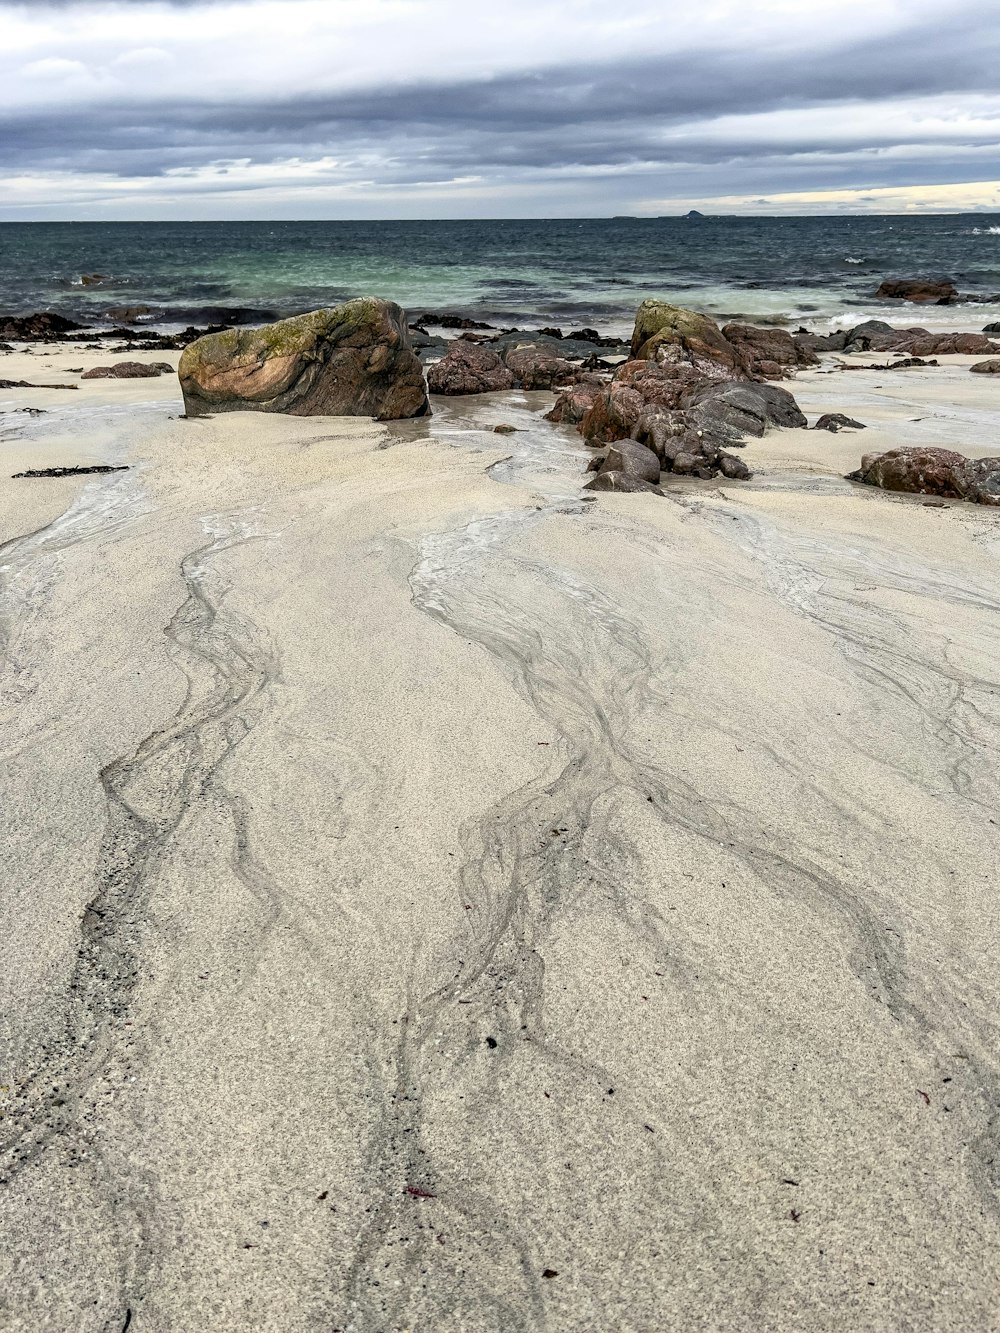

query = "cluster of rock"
[[627, 302, 818, 380], [420, 301, 819, 489], [13, 464, 128, 480], [0, 312, 85, 340], [8, 289, 999, 509], [0, 309, 243, 351], [410, 320, 629, 368], [795, 320, 1000, 359], [875, 279, 1000, 305], [426, 338, 585, 394], [546, 300, 815, 489], [850, 449, 1000, 506], [178, 298, 429, 420]]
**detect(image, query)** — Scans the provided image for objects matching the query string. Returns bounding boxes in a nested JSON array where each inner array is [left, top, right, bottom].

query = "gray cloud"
[[1, 0, 998, 215]]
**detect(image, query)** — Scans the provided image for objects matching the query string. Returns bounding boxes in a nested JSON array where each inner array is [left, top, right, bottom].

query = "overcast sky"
[[1, 0, 998, 219]]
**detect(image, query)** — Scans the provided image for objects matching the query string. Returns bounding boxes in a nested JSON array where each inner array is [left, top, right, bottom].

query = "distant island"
[[683, 209, 705, 219]]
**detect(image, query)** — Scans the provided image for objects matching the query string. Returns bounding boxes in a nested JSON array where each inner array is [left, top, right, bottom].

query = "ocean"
[[2, 215, 999, 335]]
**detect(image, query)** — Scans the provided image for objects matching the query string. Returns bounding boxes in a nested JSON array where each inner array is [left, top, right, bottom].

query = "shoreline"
[[4, 214, 1000, 341]]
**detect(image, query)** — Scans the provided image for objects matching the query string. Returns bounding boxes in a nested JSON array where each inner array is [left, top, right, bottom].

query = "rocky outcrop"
[[984, 323, 1000, 335], [426, 342, 515, 394], [630, 300, 746, 378], [894, 332, 998, 357], [849, 447, 1000, 506], [797, 319, 1000, 358], [970, 359, 1000, 374], [0, 312, 87, 340], [178, 299, 428, 419], [561, 355, 808, 487], [875, 279, 958, 304], [82, 361, 172, 379], [721, 323, 819, 378], [627, 303, 821, 384]]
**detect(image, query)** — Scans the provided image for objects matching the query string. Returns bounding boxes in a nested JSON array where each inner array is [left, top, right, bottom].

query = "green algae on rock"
[[178, 298, 429, 419], [629, 299, 746, 378]]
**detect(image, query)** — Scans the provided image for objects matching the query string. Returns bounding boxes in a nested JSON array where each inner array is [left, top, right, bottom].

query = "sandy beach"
[[1, 343, 999, 1331]]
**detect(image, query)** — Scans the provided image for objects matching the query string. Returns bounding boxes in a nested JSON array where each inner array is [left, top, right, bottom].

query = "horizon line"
[[2, 209, 1000, 224]]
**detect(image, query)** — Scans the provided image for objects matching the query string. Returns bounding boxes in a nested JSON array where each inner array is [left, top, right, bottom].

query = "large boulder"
[[502, 343, 577, 390], [970, 359, 1000, 374], [683, 381, 808, 440], [842, 320, 904, 351], [722, 323, 819, 378], [600, 439, 661, 484], [426, 341, 514, 395], [178, 299, 428, 419], [849, 447, 1000, 506], [875, 279, 958, 304], [630, 300, 746, 378]]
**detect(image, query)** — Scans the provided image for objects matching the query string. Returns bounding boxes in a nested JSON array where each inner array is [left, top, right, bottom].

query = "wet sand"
[[1, 346, 999, 1331]]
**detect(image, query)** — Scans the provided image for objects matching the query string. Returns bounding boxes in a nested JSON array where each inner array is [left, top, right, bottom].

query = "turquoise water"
[[1, 216, 999, 332]]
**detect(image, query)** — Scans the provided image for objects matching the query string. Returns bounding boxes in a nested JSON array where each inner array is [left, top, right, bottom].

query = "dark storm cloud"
[[4, 27, 998, 168], [1, 0, 998, 213]]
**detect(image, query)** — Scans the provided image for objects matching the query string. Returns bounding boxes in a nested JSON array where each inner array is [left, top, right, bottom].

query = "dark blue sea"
[[2, 216, 999, 334]]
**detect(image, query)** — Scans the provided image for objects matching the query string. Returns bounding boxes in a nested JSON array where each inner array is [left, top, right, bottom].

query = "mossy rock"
[[178, 298, 429, 420], [630, 299, 745, 377]]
